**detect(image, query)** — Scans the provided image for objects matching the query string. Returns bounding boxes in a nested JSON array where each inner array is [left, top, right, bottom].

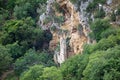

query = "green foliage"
[[43, 16, 51, 24], [60, 31, 120, 80], [14, 3, 32, 19], [86, 0, 106, 12], [20, 65, 44, 80], [0, 0, 53, 79], [70, 0, 78, 4], [0, 8, 10, 26], [0, 0, 6, 8], [14, 0, 47, 19], [100, 28, 120, 38], [61, 54, 89, 80], [54, 16, 64, 24], [0, 45, 12, 74], [116, 6, 120, 15], [95, 35, 120, 51], [6, 42, 24, 60], [83, 46, 120, 80], [82, 44, 94, 54], [43, 15, 64, 25], [43, 30, 52, 43], [55, 43, 60, 51], [50, 26, 57, 32], [6, 0, 17, 11], [94, 8, 105, 18], [83, 33, 120, 54], [41, 66, 63, 80], [1, 18, 34, 44], [0, 17, 46, 50], [90, 19, 110, 41], [111, 11, 116, 21], [0, 1, 120, 80], [20, 65, 62, 80], [87, 2, 97, 12], [14, 49, 55, 76], [0, 0, 16, 10], [54, 2, 65, 13], [5, 72, 17, 80]]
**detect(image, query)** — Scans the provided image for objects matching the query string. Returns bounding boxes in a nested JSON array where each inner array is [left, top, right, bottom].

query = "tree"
[[60, 54, 89, 80], [14, 0, 47, 19], [6, 42, 24, 60], [90, 19, 110, 41], [0, 17, 46, 50], [100, 28, 120, 39], [20, 65, 44, 80], [14, 49, 55, 76], [83, 46, 120, 80], [20, 66, 62, 80], [0, 45, 12, 74], [0, 8, 9, 26], [40, 66, 63, 80], [86, 0, 106, 12]]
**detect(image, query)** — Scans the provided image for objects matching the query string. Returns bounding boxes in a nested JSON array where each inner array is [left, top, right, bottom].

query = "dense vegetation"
[[0, 0, 54, 79], [0, 0, 120, 80]]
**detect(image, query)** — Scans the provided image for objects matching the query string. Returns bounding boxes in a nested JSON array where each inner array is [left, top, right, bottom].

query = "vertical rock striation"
[[38, 0, 93, 64]]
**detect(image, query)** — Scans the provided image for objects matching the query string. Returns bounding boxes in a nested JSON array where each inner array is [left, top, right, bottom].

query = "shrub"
[[0, 45, 12, 74], [61, 54, 89, 80], [90, 19, 110, 41], [14, 49, 55, 76], [83, 46, 120, 80], [86, 0, 106, 12], [94, 8, 105, 18], [20, 65, 44, 80]]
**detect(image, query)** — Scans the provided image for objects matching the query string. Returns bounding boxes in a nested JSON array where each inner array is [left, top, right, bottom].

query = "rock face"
[[39, 0, 92, 64], [38, 0, 120, 64], [57, 0, 88, 54], [54, 32, 67, 64], [107, 0, 112, 5]]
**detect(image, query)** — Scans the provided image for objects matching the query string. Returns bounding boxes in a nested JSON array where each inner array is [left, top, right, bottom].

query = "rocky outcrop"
[[38, 0, 92, 64]]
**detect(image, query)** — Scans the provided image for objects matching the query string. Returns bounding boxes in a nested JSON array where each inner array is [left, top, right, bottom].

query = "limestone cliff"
[[38, 0, 120, 64], [39, 0, 91, 64]]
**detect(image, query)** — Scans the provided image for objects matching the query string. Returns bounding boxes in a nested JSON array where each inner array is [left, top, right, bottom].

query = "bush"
[[87, 0, 106, 12], [54, 2, 64, 13], [0, 8, 9, 26], [86, 34, 120, 54], [20, 65, 44, 80], [90, 19, 110, 41], [100, 28, 120, 38], [0, 45, 12, 74], [14, 0, 47, 19], [83, 46, 120, 80], [41, 66, 63, 80], [5, 72, 17, 80], [14, 49, 55, 76], [61, 54, 89, 80], [20, 65, 63, 80], [54, 16, 64, 24], [94, 8, 105, 18], [6, 42, 24, 60], [0, 18, 47, 50]]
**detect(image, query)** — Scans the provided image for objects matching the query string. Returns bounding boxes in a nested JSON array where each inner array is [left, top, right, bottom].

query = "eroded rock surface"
[[39, 0, 92, 64]]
